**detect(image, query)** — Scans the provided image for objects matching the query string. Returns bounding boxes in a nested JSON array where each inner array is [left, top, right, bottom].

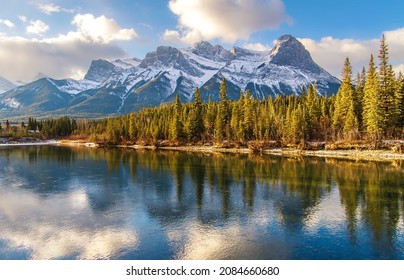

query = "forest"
[[1, 36, 403, 149]]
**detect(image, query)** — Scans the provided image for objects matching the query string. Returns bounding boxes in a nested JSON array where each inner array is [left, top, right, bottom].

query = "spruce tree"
[[306, 83, 320, 136], [395, 72, 404, 130], [378, 35, 395, 134], [214, 77, 229, 142], [333, 58, 354, 137], [363, 55, 381, 138], [343, 99, 359, 140], [170, 94, 184, 142], [5, 120, 10, 132], [188, 87, 204, 141], [243, 90, 254, 141], [354, 68, 366, 128], [129, 112, 136, 141], [219, 76, 228, 101]]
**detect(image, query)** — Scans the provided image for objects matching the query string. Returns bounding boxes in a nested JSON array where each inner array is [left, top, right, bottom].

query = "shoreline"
[[1, 138, 404, 161], [60, 140, 404, 162], [153, 145, 404, 161]]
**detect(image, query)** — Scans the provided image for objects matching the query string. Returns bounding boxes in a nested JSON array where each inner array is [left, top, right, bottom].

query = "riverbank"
[[151, 145, 404, 161], [2, 137, 404, 161], [56, 139, 404, 162]]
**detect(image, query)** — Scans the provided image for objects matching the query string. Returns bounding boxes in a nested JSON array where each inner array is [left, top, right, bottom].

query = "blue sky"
[[0, 0, 403, 82]]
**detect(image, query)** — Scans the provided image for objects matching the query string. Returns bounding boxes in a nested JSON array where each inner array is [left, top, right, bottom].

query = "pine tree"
[[170, 94, 184, 142], [306, 83, 320, 137], [230, 101, 242, 141], [333, 58, 354, 137], [188, 87, 204, 141], [129, 112, 136, 141], [219, 76, 228, 101], [205, 97, 216, 139], [242, 90, 254, 141], [5, 120, 10, 132], [343, 98, 359, 140], [395, 72, 404, 130], [378, 35, 395, 134], [363, 55, 381, 138], [354, 68, 366, 128], [214, 77, 229, 142]]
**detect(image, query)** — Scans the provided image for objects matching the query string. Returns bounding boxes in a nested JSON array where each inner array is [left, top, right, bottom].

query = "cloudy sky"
[[0, 0, 403, 82]]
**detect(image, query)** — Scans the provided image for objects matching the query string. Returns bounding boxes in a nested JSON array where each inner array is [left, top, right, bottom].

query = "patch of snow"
[[1, 97, 21, 109]]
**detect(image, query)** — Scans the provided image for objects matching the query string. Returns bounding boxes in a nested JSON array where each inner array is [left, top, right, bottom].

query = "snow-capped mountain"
[[0, 76, 16, 94], [0, 35, 341, 118]]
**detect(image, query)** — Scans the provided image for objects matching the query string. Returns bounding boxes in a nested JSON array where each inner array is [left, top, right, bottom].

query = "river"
[[0, 145, 403, 259]]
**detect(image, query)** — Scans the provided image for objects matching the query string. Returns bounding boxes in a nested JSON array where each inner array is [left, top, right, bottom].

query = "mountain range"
[[0, 35, 341, 119]]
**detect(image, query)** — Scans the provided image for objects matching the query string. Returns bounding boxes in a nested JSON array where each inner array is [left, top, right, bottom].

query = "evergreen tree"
[[170, 94, 184, 142], [306, 83, 320, 136], [333, 58, 354, 137], [214, 77, 229, 142], [395, 72, 404, 129], [242, 90, 254, 141], [354, 68, 366, 128], [363, 55, 381, 137], [343, 99, 359, 140], [219, 76, 228, 101], [129, 112, 136, 140], [378, 35, 395, 134], [188, 87, 204, 141], [5, 120, 10, 132], [230, 100, 242, 141]]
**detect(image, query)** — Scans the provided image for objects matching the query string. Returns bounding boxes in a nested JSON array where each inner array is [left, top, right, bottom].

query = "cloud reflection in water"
[[0, 187, 138, 259]]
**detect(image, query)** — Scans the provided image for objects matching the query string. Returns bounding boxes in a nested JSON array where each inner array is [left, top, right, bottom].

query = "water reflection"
[[0, 146, 403, 259]]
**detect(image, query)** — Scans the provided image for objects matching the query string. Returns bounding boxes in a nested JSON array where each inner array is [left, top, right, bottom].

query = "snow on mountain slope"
[[48, 78, 101, 95]]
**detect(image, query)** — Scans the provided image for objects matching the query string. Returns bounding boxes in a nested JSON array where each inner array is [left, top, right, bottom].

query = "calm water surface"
[[0, 145, 403, 260]]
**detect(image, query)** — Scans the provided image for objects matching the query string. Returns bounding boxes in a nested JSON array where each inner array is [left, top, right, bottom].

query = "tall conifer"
[[363, 55, 381, 137]]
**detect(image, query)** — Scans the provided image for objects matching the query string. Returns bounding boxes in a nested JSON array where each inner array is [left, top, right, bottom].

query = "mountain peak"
[[140, 45, 184, 68], [269, 34, 317, 71], [84, 59, 116, 83], [191, 41, 230, 62], [33, 72, 50, 81], [0, 76, 16, 94], [276, 34, 295, 43]]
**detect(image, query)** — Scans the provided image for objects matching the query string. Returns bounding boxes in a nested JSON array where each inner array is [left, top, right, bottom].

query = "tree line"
[[0, 116, 77, 138]]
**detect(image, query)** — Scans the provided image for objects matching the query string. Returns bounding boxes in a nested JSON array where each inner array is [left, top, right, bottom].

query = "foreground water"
[[0, 145, 403, 260]]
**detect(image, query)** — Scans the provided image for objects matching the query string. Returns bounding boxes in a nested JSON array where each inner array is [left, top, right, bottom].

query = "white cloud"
[[0, 19, 15, 28], [26, 20, 49, 36], [36, 3, 75, 15], [0, 14, 138, 82], [37, 3, 61, 15], [18, 16, 27, 23], [165, 0, 291, 44], [299, 28, 404, 78], [243, 42, 271, 52], [162, 29, 183, 45], [56, 14, 138, 44]]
